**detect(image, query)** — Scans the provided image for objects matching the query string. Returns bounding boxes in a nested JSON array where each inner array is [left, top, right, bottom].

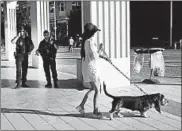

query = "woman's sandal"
[[93, 109, 104, 119], [76, 106, 85, 116]]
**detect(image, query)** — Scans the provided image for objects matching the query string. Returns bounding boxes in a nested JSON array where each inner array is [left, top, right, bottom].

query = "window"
[[77, 2, 81, 7], [60, 2, 65, 11], [49, 2, 54, 13], [72, 2, 81, 10], [72, 2, 76, 10]]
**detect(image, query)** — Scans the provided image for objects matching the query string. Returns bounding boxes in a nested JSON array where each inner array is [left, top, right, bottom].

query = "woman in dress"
[[76, 23, 103, 117]]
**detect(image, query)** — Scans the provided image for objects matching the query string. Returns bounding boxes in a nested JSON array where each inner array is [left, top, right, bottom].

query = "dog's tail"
[[103, 82, 115, 99]]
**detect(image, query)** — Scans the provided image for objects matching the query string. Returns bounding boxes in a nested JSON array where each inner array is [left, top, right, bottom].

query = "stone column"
[[80, 1, 130, 88], [29, 1, 50, 68], [4, 1, 17, 60]]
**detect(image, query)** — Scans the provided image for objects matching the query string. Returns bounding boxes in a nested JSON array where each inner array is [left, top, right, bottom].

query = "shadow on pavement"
[[1, 79, 87, 91], [1, 108, 143, 120], [57, 79, 87, 90], [131, 81, 181, 85], [1, 79, 44, 88], [1, 66, 37, 68], [56, 57, 80, 59], [1, 108, 58, 116], [164, 76, 181, 78]]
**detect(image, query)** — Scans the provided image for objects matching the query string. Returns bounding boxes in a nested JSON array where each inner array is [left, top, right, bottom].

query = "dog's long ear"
[[154, 94, 161, 113], [153, 94, 161, 113]]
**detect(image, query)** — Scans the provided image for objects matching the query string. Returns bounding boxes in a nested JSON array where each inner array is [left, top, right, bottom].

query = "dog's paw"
[[117, 113, 124, 118], [109, 113, 114, 120], [92, 113, 104, 119], [144, 115, 150, 118], [141, 114, 150, 118]]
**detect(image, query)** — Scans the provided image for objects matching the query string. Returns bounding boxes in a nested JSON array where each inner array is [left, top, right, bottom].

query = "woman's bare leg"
[[76, 86, 93, 113], [90, 81, 100, 114], [80, 88, 93, 107]]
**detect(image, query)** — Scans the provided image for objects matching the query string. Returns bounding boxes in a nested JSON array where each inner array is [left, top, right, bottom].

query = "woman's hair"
[[80, 30, 97, 59]]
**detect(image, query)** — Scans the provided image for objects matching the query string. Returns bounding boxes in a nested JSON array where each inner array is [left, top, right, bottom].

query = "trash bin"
[[134, 48, 165, 84], [149, 48, 165, 77], [133, 51, 144, 73]]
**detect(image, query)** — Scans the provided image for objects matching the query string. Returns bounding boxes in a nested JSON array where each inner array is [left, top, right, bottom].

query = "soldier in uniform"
[[36, 30, 58, 88], [11, 27, 34, 89]]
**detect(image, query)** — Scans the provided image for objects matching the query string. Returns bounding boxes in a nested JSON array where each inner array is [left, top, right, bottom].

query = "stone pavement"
[[1, 50, 181, 130]]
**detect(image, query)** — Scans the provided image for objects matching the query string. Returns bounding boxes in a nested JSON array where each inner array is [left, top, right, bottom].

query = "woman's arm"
[[87, 40, 99, 60], [97, 44, 107, 59], [11, 36, 20, 44]]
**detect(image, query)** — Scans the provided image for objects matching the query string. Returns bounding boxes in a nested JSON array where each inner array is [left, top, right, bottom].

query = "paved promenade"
[[1, 48, 181, 130]]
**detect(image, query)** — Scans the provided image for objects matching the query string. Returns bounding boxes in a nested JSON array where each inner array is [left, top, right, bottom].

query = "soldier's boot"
[[13, 83, 21, 89], [21, 81, 29, 87], [54, 81, 59, 88], [45, 82, 52, 88]]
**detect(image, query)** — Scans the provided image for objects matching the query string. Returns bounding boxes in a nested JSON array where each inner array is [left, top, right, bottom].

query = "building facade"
[[49, 1, 81, 40]]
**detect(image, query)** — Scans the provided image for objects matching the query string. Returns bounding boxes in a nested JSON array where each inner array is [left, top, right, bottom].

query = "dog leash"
[[99, 47, 148, 95]]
